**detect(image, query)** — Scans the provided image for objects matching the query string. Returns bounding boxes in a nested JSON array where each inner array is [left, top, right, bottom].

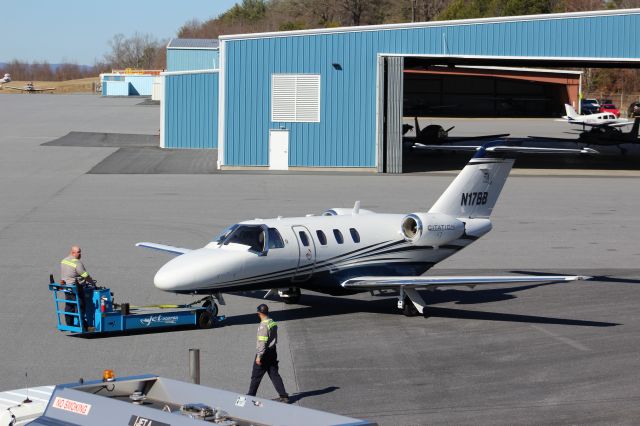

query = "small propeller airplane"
[[559, 104, 629, 127], [137, 142, 594, 317], [4, 81, 56, 93], [0, 73, 11, 84], [528, 117, 640, 154], [403, 117, 509, 146]]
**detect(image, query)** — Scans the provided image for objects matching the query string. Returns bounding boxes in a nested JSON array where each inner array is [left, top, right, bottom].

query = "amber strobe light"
[[102, 369, 115, 382]]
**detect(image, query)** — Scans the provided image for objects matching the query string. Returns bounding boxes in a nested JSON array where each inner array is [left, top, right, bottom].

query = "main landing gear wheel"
[[282, 288, 301, 304], [402, 297, 420, 317], [202, 299, 219, 317]]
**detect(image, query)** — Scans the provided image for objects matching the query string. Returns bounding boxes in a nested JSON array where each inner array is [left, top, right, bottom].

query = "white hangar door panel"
[[269, 129, 289, 170]]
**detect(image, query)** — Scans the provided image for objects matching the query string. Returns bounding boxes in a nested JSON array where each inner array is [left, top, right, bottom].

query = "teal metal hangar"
[[159, 8, 640, 173], [166, 38, 220, 71]]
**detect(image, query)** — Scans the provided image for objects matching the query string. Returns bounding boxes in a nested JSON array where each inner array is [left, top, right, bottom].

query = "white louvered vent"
[[271, 74, 320, 122]]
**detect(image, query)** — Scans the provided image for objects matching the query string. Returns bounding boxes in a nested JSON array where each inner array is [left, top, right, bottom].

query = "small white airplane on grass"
[[559, 104, 629, 127], [0, 73, 11, 84], [5, 81, 56, 93], [138, 143, 593, 317]]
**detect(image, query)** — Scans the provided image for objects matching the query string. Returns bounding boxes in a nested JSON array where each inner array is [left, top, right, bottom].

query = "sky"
[[0, 0, 238, 65]]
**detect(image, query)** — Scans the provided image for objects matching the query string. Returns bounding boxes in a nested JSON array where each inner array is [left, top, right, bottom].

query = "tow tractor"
[[48, 276, 224, 335]]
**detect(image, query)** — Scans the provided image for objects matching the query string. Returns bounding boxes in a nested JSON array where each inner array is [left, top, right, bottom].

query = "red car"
[[599, 103, 621, 117]]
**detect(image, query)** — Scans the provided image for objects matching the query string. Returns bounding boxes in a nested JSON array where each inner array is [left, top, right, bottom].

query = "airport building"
[[159, 8, 640, 173]]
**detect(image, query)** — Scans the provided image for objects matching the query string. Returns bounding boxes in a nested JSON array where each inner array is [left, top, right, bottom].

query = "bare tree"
[[105, 32, 163, 69]]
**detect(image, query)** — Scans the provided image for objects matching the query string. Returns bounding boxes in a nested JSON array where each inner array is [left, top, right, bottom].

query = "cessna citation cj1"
[[138, 144, 593, 317]]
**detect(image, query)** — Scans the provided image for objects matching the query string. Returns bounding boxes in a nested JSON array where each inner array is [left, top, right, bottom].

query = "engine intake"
[[401, 213, 465, 247]]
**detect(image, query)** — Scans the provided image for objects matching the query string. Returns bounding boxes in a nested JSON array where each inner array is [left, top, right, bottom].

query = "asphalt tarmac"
[[1, 94, 639, 425]]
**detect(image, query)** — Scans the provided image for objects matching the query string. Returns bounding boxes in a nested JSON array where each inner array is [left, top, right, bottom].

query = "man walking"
[[247, 304, 289, 403]]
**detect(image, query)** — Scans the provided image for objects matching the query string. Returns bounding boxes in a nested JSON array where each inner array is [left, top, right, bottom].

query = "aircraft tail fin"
[[428, 146, 515, 219], [564, 104, 580, 120]]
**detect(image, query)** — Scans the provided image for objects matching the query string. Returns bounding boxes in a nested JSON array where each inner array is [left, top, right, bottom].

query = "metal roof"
[[167, 38, 219, 50], [219, 8, 640, 40]]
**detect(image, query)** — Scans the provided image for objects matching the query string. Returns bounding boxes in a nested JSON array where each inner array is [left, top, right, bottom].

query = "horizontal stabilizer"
[[414, 143, 598, 155], [136, 242, 192, 255], [341, 274, 590, 290]]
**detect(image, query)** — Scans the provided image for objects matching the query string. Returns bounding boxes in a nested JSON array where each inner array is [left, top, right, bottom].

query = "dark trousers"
[[247, 349, 287, 397]]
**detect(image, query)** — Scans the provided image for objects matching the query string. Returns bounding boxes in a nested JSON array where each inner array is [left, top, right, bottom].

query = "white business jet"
[[560, 104, 629, 126], [137, 143, 593, 317]]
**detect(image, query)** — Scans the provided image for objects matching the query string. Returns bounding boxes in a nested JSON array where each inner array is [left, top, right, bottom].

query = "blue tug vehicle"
[[48, 275, 221, 335]]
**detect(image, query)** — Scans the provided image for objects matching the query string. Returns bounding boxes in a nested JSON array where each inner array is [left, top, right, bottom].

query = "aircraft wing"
[[32, 88, 56, 91], [136, 242, 192, 255], [4, 86, 25, 91], [565, 120, 631, 128], [413, 143, 598, 155], [342, 274, 590, 290]]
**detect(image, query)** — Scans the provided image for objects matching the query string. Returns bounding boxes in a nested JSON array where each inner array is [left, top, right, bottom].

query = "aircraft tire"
[[197, 310, 214, 329], [282, 288, 301, 304], [402, 298, 419, 317], [282, 294, 300, 304]]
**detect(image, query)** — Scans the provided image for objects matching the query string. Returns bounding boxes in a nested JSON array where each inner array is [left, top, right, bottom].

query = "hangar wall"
[[167, 50, 220, 72], [166, 39, 220, 72], [219, 10, 640, 169], [161, 70, 219, 149], [101, 74, 155, 96]]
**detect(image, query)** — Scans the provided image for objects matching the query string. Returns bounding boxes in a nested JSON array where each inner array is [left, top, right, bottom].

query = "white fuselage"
[[153, 213, 490, 295]]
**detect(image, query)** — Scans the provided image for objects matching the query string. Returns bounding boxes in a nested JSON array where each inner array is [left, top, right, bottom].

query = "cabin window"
[[333, 229, 344, 244], [316, 230, 327, 245], [349, 228, 360, 243], [299, 231, 310, 247], [224, 225, 266, 253], [268, 228, 285, 249]]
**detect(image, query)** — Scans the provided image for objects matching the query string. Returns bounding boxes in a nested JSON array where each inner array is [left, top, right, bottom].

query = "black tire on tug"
[[197, 310, 214, 329], [202, 300, 218, 317], [402, 297, 420, 317]]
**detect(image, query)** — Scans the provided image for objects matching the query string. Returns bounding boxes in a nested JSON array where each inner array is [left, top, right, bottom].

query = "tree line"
[[0, 32, 166, 81], [2, 0, 639, 96]]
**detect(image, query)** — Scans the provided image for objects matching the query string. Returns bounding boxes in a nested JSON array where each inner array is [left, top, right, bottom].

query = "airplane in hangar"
[[403, 117, 509, 147], [137, 143, 594, 317], [559, 104, 629, 126], [528, 117, 640, 152]]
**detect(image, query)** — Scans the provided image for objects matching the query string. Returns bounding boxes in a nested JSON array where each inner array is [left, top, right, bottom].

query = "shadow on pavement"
[[289, 386, 340, 404], [226, 287, 619, 328]]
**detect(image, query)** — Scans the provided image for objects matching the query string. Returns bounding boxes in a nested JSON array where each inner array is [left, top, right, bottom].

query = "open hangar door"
[[377, 54, 638, 174]]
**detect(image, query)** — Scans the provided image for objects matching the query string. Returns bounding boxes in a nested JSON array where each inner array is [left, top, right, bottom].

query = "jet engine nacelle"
[[401, 212, 465, 247], [323, 208, 375, 216]]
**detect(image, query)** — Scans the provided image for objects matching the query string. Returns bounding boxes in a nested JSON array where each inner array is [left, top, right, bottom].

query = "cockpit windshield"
[[223, 225, 266, 253], [212, 225, 239, 244]]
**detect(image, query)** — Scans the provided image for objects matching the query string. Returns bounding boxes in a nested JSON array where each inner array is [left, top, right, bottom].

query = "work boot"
[[276, 396, 289, 404]]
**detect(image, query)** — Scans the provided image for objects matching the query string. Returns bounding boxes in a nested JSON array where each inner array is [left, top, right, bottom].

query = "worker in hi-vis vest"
[[60, 246, 94, 326], [247, 304, 289, 403]]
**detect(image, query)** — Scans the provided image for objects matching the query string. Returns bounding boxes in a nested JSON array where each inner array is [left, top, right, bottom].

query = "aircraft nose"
[[154, 248, 239, 292]]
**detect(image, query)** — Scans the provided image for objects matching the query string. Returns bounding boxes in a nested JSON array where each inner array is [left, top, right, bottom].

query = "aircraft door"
[[292, 225, 316, 282]]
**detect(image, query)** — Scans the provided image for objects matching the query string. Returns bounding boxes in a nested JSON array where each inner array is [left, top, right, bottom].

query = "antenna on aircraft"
[[352, 201, 361, 215]]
